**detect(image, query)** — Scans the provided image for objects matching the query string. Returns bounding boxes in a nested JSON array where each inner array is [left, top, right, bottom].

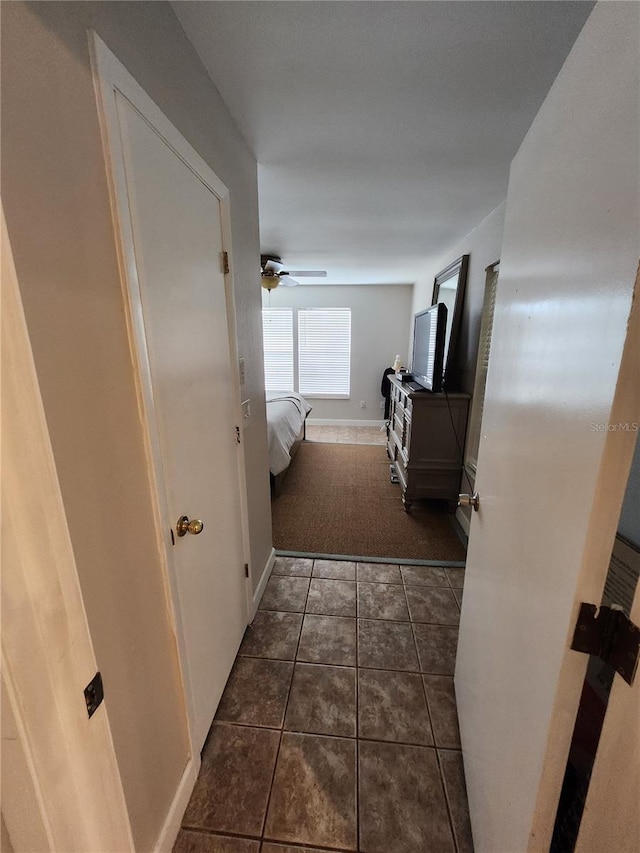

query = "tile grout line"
[[403, 576, 417, 625], [414, 590, 463, 852], [435, 747, 462, 853], [411, 617, 436, 745], [267, 574, 457, 591], [266, 841, 361, 853], [260, 612, 460, 627], [283, 561, 359, 851], [238, 649, 457, 677], [258, 572, 310, 842], [259, 565, 316, 845], [277, 550, 466, 568], [412, 617, 459, 852], [297, 558, 357, 850], [180, 825, 263, 844], [212, 716, 466, 753]]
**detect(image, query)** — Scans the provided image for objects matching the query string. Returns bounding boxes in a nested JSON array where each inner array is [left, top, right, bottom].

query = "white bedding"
[[266, 392, 312, 475]]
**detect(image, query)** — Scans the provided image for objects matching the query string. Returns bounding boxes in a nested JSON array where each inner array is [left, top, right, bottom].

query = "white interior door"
[[454, 7, 639, 851], [92, 38, 248, 752], [458, 267, 639, 853]]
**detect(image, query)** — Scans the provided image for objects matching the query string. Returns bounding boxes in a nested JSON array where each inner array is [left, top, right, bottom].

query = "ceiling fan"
[[260, 254, 327, 291]]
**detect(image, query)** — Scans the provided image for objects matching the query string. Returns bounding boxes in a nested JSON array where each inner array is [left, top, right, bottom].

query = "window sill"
[[301, 393, 350, 400]]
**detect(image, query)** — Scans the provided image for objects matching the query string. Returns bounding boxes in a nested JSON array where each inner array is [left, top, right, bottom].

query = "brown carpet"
[[271, 442, 466, 561]]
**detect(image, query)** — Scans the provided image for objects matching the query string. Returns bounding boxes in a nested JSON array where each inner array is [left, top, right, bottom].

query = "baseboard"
[[306, 418, 386, 427], [152, 756, 200, 853], [251, 547, 276, 618]]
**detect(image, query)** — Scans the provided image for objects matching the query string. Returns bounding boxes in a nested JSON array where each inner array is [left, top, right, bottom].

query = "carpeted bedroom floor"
[[271, 442, 466, 562]]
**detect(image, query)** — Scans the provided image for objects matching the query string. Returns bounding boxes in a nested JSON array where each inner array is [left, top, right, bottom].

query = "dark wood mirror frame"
[[432, 254, 469, 390]]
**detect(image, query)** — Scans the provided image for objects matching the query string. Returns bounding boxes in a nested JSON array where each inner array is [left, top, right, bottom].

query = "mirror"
[[432, 254, 469, 389]]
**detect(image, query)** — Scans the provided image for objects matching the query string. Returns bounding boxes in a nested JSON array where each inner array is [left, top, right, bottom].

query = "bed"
[[266, 392, 312, 496]]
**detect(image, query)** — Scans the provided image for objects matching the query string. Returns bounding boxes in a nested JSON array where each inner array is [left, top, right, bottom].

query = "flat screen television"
[[411, 303, 448, 392]]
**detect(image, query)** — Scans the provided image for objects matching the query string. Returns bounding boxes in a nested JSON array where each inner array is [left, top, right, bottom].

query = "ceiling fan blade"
[[283, 270, 327, 277], [279, 276, 300, 287], [264, 259, 284, 274]]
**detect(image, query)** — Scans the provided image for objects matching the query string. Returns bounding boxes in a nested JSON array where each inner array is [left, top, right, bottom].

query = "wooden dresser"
[[386, 375, 470, 512]]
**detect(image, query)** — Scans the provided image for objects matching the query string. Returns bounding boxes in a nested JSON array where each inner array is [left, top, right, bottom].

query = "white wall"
[[412, 202, 506, 394], [263, 284, 413, 421]]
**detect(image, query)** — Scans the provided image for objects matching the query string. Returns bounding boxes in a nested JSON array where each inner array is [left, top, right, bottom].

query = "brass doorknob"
[[458, 492, 480, 512], [176, 515, 204, 537]]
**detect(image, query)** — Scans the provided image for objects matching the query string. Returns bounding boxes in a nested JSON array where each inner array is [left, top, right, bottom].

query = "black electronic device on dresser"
[[411, 303, 447, 392]]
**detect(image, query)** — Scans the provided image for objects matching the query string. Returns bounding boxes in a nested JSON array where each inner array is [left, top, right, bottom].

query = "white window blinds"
[[262, 308, 294, 394], [298, 308, 351, 398], [466, 264, 499, 472]]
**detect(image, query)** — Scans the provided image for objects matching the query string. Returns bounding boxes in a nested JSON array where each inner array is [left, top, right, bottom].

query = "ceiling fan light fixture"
[[261, 273, 280, 291]]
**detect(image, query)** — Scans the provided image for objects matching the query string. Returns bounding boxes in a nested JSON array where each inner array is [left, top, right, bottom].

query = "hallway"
[[174, 556, 472, 852]]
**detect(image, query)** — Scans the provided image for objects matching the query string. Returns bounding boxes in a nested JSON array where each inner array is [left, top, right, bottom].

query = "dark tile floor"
[[174, 557, 473, 853]]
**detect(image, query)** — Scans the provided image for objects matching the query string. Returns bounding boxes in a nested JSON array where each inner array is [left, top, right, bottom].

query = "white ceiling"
[[173, 1, 593, 284]]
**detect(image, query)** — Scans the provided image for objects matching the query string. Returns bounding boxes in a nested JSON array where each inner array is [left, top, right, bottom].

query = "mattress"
[[266, 392, 312, 475]]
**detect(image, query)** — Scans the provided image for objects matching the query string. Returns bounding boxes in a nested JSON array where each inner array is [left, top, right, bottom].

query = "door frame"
[[89, 33, 253, 754], [1, 204, 134, 851]]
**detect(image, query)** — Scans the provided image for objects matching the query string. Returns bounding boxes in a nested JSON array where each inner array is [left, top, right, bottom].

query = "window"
[[466, 262, 499, 473], [262, 307, 351, 398], [262, 308, 294, 394], [298, 308, 351, 397]]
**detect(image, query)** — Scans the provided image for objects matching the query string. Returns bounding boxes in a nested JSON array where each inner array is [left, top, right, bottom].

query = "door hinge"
[[571, 603, 640, 685], [84, 671, 104, 719], [235, 425, 241, 444], [244, 563, 249, 578], [222, 251, 230, 275]]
